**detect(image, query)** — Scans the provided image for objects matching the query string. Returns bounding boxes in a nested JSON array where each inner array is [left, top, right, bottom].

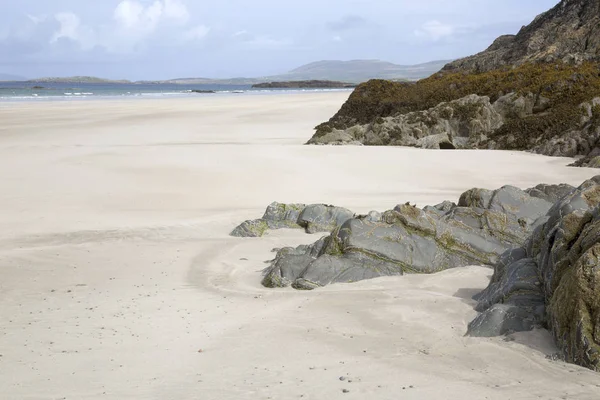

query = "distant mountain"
[[28, 76, 131, 84], [143, 59, 450, 85], [278, 59, 451, 82], [0, 73, 26, 82]]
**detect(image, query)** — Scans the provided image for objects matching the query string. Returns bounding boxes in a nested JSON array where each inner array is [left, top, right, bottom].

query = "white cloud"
[[51, 12, 81, 43], [113, 0, 189, 33], [27, 14, 47, 25], [50, 12, 97, 50], [163, 0, 190, 22], [332, 35, 342, 42], [414, 20, 455, 41], [185, 25, 210, 41]]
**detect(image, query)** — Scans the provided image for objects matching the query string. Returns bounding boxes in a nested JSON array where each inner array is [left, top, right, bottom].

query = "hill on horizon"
[[281, 59, 451, 82], [162, 59, 451, 84], [28, 59, 450, 85]]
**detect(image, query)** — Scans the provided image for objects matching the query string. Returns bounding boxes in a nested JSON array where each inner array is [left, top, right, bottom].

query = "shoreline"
[[0, 87, 355, 104]]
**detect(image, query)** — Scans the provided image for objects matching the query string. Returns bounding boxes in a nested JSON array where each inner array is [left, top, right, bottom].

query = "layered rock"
[[308, 94, 503, 148], [261, 185, 553, 290], [231, 202, 355, 237], [468, 177, 600, 371]]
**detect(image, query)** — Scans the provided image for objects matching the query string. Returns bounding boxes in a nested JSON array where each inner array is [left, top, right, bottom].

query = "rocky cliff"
[[308, 0, 600, 166], [444, 0, 600, 72]]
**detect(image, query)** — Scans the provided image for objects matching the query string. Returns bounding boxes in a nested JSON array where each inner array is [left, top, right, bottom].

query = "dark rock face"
[[444, 0, 600, 72], [261, 186, 553, 290], [230, 202, 354, 237], [468, 176, 600, 372]]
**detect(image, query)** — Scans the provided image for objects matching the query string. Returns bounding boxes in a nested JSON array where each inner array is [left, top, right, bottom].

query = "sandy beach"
[[1, 92, 600, 400]]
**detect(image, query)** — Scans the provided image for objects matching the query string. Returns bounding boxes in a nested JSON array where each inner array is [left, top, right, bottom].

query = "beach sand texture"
[[1, 93, 600, 399]]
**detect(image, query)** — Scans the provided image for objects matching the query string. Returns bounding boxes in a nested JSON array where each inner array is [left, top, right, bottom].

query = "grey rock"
[[469, 175, 600, 371], [297, 204, 355, 234], [467, 304, 544, 337], [231, 219, 271, 238], [262, 189, 541, 290], [231, 202, 305, 237], [231, 202, 354, 237], [525, 183, 575, 203]]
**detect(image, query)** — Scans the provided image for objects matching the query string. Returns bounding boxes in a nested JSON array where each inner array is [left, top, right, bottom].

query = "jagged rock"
[[231, 202, 354, 237], [444, 0, 600, 72], [458, 185, 552, 226], [231, 202, 305, 237], [231, 219, 271, 238], [261, 185, 547, 290], [469, 176, 600, 371], [297, 204, 355, 234], [525, 183, 576, 203]]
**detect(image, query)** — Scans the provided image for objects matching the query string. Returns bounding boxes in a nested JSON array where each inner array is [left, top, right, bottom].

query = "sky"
[[0, 0, 560, 80]]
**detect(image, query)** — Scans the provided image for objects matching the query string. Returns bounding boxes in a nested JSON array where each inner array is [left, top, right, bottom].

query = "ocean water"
[[0, 82, 351, 101]]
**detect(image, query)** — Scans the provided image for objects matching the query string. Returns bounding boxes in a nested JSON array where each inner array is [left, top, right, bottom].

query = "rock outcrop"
[[309, 94, 503, 148], [234, 177, 600, 371], [261, 185, 554, 290], [231, 202, 355, 237], [468, 177, 600, 371], [308, 0, 600, 166], [444, 0, 600, 72]]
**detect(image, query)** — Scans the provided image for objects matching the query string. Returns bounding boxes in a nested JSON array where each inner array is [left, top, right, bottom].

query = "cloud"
[[232, 30, 249, 37], [185, 25, 210, 41], [113, 0, 189, 33], [327, 15, 368, 31], [414, 20, 456, 41], [51, 12, 81, 43]]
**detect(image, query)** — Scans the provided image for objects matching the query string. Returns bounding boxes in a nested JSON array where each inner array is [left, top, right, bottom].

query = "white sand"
[[1, 93, 599, 400]]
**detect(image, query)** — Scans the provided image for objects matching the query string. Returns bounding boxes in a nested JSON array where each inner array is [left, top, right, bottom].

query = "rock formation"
[[468, 176, 600, 371], [259, 185, 555, 290], [308, 0, 600, 166], [232, 176, 600, 371], [231, 202, 355, 237]]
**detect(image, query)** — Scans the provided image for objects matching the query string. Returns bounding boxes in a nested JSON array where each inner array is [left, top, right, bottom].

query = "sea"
[[0, 82, 352, 102]]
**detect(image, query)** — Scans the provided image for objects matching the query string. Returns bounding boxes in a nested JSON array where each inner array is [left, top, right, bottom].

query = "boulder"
[[231, 202, 355, 237], [231, 202, 305, 237]]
